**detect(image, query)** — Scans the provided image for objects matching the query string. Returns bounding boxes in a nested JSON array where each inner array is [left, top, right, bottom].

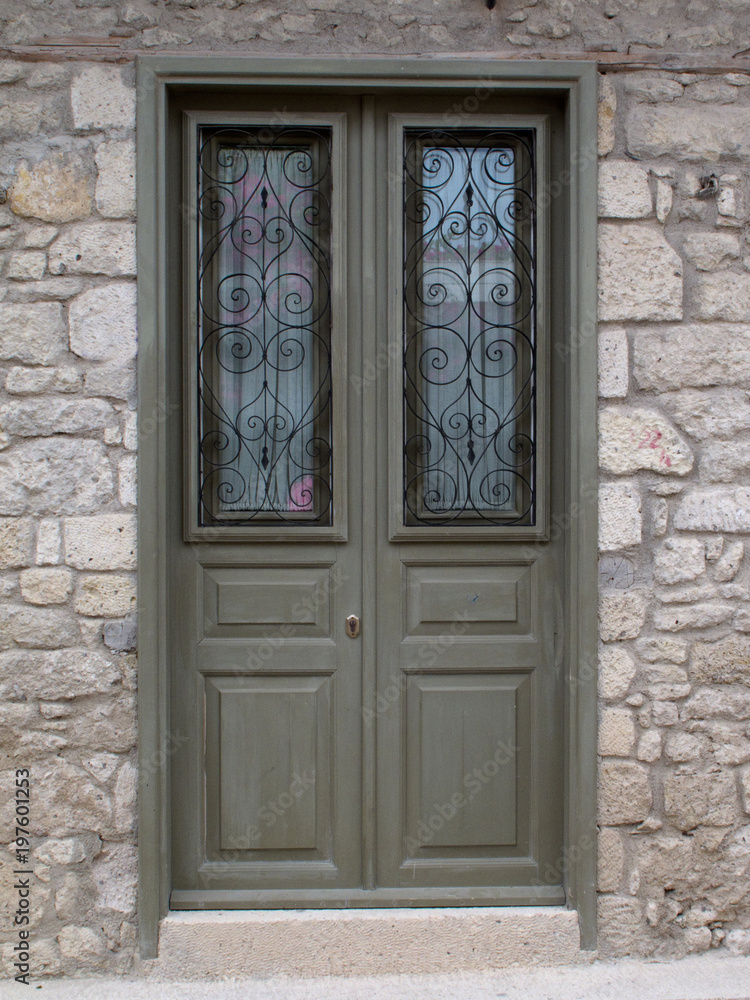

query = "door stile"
[[359, 95, 378, 891]]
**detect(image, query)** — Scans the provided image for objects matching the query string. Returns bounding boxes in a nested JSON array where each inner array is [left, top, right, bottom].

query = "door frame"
[[136, 54, 599, 959]]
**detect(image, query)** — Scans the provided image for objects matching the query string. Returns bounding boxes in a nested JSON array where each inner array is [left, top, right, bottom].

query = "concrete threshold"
[[152, 906, 585, 977], [3, 953, 750, 1000]]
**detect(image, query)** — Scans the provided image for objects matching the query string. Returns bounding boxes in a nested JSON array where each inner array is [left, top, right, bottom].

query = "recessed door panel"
[[405, 675, 525, 853], [404, 563, 533, 638], [202, 565, 332, 637], [205, 674, 331, 857]]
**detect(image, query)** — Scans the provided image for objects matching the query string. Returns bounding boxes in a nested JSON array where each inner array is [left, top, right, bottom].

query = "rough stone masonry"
[[0, 0, 749, 977]]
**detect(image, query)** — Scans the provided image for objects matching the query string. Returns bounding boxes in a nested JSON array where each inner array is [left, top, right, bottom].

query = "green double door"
[[169, 92, 566, 907]]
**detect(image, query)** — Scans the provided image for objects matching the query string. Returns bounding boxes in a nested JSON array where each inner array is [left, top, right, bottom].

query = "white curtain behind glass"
[[416, 144, 517, 516], [216, 146, 317, 514]]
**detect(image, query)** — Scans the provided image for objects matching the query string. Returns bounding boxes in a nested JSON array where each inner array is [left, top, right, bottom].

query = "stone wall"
[[596, 68, 750, 958], [0, 62, 138, 975], [0, 0, 748, 977]]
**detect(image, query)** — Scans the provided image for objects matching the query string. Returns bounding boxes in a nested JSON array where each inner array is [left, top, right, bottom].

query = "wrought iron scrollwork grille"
[[197, 126, 334, 526], [403, 129, 536, 526]]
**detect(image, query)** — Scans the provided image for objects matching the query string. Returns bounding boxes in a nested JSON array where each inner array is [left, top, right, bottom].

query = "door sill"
[[170, 885, 565, 908], [154, 905, 585, 976]]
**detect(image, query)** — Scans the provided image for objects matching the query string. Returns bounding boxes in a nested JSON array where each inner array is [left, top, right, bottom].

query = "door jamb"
[[136, 54, 598, 959]]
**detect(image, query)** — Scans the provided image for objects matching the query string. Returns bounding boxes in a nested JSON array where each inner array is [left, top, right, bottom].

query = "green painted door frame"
[[136, 54, 599, 959]]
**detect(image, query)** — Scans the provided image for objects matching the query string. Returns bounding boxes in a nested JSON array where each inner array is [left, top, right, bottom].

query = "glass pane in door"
[[197, 126, 333, 525], [403, 129, 536, 526]]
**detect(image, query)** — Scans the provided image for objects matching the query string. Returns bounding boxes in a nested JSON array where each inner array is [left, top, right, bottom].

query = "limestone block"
[[624, 77, 683, 103], [692, 272, 750, 322], [123, 412, 137, 451], [599, 590, 648, 641], [675, 488, 750, 532], [598, 74, 615, 156], [75, 575, 136, 617], [726, 929, 750, 955], [61, 694, 137, 753], [637, 730, 662, 762], [7, 250, 46, 280], [599, 408, 693, 476], [0, 302, 66, 364], [598, 327, 628, 398], [71, 67, 135, 130], [9, 155, 92, 224], [598, 224, 682, 322], [81, 753, 119, 783], [598, 162, 651, 218], [95, 140, 135, 218], [683, 687, 750, 721], [64, 514, 136, 570], [0, 604, 78, 648], [740, 767, 750, 814], [597, 828, 624, 892], [627, 106, 750, 160], [0, 438, 114, 515], [692, 634, 750, 685], [655, 179, 672, 223], [599, 760, 652, 825], [20, 223, 58, 249], [635, 325, 750, 392], [683, 233, 740, 271], [5, 366, 81, 395], [55, 876, 95, 923], [57, 925, 108, 962], [597, 895, 643, 957], [114, 760, 137, 834], [663, 770, 738, 830], [599, 481, 642, 552], [0, 648, 118, 701], [688, 79, 739, 104], [0, 61, 25, 84], [19, 567, 72, 605], [598, 645, 636, 703], [84, 364, 137, 402], [665, 732, 704, 762], [34, 836, 94, 866], [0, 96, 61, 138], [119, 454, 136, 507], [92, 843, 137, 914], [653, 603, 734, 631], [648, 677, 692, 700], [637, 639, 687, 665], [714, 541, 744, 582], [654, 538, 706, 584], [0, 517, 33, 567], [709, 725, 750, 766], [653, 497, 668, 537], [0, 398, 116, 437], [599, 707, 637, 756], [49, 223, 136, 277], [69, 283, 137, 364], [652, 701, 679, 726], [701, 439, 750, 483], [661, 388, 750, 440], [36, 518, 61, 565]]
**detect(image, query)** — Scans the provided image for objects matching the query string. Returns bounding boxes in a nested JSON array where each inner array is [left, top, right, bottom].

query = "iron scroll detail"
[[403, 129, 536, 526], [197, 126, 333, 526]]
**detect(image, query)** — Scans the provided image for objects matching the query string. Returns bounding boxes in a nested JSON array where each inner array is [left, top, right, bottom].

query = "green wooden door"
[[170, 93, 566, 907]]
